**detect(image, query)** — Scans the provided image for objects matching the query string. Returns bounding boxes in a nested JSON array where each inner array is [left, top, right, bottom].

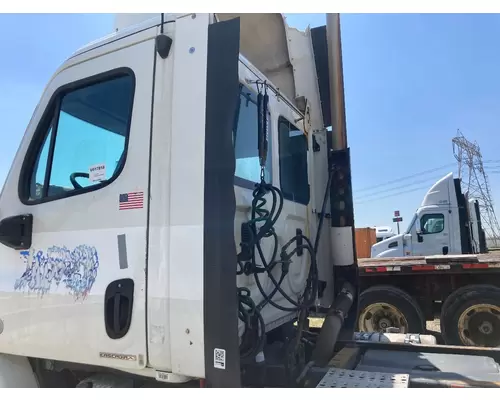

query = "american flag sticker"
[[119, 191, 144, 210]]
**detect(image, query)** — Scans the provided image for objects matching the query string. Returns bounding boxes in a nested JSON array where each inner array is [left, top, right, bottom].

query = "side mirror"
[[414, 218, 424, 242], [415, 218, 422, 235]]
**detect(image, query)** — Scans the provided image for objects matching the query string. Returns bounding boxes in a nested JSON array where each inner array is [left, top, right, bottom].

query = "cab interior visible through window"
[[22, 71, 135, 203]]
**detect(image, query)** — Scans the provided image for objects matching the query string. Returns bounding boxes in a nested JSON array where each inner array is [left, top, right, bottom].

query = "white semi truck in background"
[[1, 12, 500, 388], [356, 172, 500, 347], [375, 226, 395, 243], [371, 172, 487, 258]]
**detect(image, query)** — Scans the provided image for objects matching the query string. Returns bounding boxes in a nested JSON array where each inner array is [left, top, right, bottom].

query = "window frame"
[[233, 83, 272, 190], [420, 213, 445, 235], [277, 115, 310, 206], [18, 67, 136, 205]]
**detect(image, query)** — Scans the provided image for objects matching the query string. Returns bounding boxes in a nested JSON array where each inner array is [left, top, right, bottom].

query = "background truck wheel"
[[441, 284, 500, 347], [357, 285, 425, 334]]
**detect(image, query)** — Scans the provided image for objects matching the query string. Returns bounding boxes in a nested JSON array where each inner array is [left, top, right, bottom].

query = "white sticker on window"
[[214, 348, 226, 369], [89, 163, 106, 182]]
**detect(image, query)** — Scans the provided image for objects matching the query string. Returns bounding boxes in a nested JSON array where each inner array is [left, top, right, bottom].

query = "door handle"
[[105, 278, 134, 340], [0, 214, 33, 250], [113, 293, 121, 334]]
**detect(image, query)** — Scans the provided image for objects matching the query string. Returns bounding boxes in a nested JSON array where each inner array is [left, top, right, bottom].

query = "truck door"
[[413, 211, 451, 256], [0, 38, 154, 370]]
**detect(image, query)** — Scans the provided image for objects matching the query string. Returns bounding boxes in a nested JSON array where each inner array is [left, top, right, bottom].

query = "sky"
[[2, 13, 500, 233]]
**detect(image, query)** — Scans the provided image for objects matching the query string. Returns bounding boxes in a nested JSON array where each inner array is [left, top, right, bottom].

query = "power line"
[[355, 182, 431, 205], [355, 163, 455, 193], [355, 173, 449, 201]]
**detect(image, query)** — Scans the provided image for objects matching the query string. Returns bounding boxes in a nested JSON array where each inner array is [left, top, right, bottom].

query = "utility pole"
[[452, 129, 500, 248]]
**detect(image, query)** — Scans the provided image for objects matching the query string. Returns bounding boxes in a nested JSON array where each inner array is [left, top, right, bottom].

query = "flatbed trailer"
[[359, 253, 500, 272], [356, 253, 500, 348]]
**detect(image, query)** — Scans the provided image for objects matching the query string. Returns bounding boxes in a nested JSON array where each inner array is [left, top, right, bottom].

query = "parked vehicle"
[[0, 12, 498, 388], [375, 226, 395, 243], [371, 173, 487, 258]]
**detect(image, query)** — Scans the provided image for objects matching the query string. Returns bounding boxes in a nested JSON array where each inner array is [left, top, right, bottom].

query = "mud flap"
[[203, 17, 241, 387]]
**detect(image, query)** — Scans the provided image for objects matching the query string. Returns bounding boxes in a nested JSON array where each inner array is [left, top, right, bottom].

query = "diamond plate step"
[[316, 368, 409, 388]]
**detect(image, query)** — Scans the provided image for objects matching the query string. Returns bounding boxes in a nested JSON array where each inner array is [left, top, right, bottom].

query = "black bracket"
[[155, 34, 173, 59], [296, 228, 303, 257], [0, 214, 33, 250]]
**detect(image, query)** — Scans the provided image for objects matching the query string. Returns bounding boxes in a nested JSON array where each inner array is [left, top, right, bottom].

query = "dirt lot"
[[426, 318, 441, 333], [426, 318, 443, 343]]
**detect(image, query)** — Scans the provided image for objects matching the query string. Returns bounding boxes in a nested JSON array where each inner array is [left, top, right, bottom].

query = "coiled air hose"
[[236, 81, 333, 362], [237, 178, 319, 362]]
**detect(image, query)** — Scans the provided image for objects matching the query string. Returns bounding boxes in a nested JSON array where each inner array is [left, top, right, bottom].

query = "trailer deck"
[[358, 252, 500, 275]]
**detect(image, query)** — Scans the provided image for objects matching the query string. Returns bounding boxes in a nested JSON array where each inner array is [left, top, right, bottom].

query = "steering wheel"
[[70, 172, 90, 189]]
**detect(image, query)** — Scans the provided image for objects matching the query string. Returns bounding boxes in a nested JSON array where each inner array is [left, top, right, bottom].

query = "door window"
[[420, 213, 445, 234], [278, 117, 309, 205], [233, 85, 272, 185], [22, 71, 135, 203]]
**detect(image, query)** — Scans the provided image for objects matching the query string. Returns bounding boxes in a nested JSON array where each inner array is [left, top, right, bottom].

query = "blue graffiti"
[[14, 245, 99, 300]]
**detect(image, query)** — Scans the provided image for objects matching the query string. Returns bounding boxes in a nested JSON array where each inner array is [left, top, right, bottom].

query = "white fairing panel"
[[216, 13, 295, 104], [0, 27, 156, 370], [420, 172, 456, 209]]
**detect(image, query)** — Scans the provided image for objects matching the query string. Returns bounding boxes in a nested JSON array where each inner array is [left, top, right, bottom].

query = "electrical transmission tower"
[[452, 129, 500, 248]]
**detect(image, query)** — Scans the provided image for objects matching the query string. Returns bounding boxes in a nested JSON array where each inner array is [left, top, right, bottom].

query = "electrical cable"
[[355, 163, 455, 193]]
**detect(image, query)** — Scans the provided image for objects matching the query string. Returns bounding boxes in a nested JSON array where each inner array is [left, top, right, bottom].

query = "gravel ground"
[[426, 318, 444, 344], [426, 318, 441, 333]]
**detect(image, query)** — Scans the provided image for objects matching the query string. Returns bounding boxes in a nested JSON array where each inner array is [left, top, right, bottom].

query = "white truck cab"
[[371, 173, 487, 258], [0, 12, 355, 388], [4, 12, 500, 390], [375, 226, 395, 243]]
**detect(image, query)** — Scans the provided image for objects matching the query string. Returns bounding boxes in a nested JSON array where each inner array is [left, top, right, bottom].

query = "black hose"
[[236, 179, 319, 359], [236, 165, 335, 358], [236, 80, 333, 361], [311, 282, 355, 367], [238, 287, 266, 362]]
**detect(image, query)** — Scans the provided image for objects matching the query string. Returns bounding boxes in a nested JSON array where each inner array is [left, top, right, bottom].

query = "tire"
[[357, 285, 425, 334], [441, 284, 500, 347]]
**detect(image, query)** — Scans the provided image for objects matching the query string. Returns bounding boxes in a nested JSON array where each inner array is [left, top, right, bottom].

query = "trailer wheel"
[[441, 284, 500, 347], [357, 285, 425, 334]]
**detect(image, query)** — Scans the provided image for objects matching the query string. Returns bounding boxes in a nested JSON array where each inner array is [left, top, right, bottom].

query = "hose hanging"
[[236, 80, 323, 360]]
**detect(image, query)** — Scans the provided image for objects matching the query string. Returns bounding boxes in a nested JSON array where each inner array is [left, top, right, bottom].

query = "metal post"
[[326, 13, 347, 152]]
